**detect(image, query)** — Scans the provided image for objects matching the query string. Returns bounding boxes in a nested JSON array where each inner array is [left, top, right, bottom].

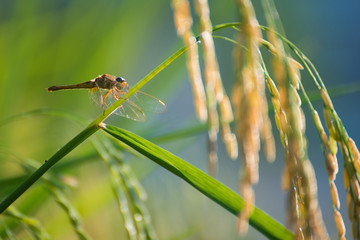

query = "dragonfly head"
[[116, 77, 125, 83], [115, 76, 127, 90]]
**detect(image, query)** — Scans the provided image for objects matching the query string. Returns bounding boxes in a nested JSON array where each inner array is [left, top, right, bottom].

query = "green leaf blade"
[[102, 124, 294, 240]]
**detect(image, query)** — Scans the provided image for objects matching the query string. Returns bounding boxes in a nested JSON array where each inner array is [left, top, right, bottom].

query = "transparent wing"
[[89, 87, 117, 108], [113, 99, 146, 122], [129, 90, 167, 114], [89, 86, 166, 122], [89, 87, 103, 108]]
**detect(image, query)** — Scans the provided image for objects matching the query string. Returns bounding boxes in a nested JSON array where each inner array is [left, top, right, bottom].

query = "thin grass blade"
[[3, 207, 50, 240]]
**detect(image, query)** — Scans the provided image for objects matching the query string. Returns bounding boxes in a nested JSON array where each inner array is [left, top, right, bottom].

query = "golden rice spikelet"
[[323, 107, 341, 141], [195, 0, 212, 32], [237, 182, 254, 235], [219, 95, 237, 160], [350, 177, 360, 205], [342, 152, 360, 239], [311, 110, 331, 150], [172, 0, 207, 122], [261, 117, 276, 162], [266, 75, 280, 99], [279, 110, 288, 138], [330, 181, 340, 210], [312, 110, 323, 132], [186, 36, 208, 122], [200, 31, 218, 88], [266, 75, 287, 149], [233, 0, 275, 235], [265, 26, 286, 84], [261, 78, 276, 162], [172, 0, 192, 36], [221, 122, 238, 160], [201, 33, 219, 173], [321, 131, 331, 150], [281, 164, 290, 191], [265, 21, 329, 240], [320, 89, 334, 110], [348, 137, 360, 175], [234, 65, 263, 184], [303, 159, 329, 240], [309, 105, 344, 238], [260, 39, 277, 55], [287, 57, 303, 90], [285, 72, 328, 239], [334, 209, 346, 239], [329, 135, 338, 155], [354, 159, 360, 176], [298, 107, 306, 134], [219, 95, 234, 123], [325, 151, 338, 181], [348, 137, 360, 158], [194, 0, 238, 171]]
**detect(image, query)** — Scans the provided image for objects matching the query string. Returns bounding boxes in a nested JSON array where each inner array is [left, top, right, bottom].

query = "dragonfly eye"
[[116, 77, 126, 83]]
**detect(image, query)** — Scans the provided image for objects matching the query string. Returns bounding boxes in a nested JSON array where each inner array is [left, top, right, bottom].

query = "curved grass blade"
[[1, 220, 16, 240], [93, 136, 157, 240], [101, 124, 294, 240], [50, 188, 90, 240], [20, 159, 91, 240], [91, 136, 139, 240], [3, 206, 51, 240]]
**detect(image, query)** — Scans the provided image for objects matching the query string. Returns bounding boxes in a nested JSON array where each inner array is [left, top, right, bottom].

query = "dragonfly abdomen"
[[47, 81, 97, 92]]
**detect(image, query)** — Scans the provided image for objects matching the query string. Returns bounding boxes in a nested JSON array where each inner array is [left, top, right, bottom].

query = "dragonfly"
[[47, 74, 166, 122]]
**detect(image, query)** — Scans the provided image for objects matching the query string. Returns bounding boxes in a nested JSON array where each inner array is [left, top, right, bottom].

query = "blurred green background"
[[0, 0, 359, 239]]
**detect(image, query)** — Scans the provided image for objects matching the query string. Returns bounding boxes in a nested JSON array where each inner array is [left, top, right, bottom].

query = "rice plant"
[[0, 0, 359, 239]]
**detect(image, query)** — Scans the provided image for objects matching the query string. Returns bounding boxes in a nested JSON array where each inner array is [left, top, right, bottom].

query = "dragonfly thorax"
[[95, 74, 127, 91]]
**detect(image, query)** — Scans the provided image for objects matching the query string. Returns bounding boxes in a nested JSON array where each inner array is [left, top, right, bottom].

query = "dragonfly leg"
[[115, 88, 127, 98], [102, 90, 111, 108], [112, 89, 120, 100]]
